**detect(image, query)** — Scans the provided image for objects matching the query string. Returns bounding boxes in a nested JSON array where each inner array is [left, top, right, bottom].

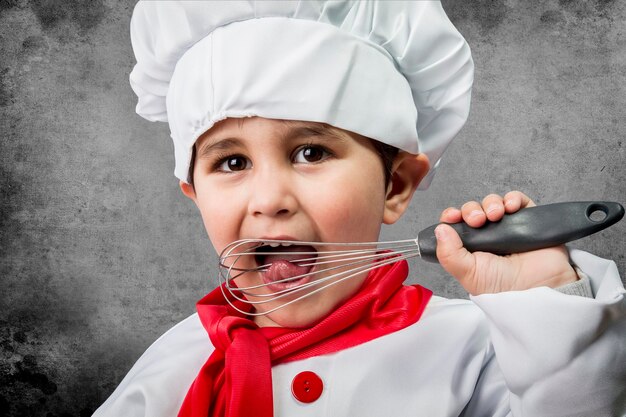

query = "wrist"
[[548, 264, 579, 288]]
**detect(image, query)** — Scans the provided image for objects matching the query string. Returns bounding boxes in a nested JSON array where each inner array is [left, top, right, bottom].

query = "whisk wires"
[[218, 238, 420, 316]]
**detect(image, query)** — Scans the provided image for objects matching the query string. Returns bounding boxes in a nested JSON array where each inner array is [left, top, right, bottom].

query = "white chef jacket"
[[93, 249, 626, 417]]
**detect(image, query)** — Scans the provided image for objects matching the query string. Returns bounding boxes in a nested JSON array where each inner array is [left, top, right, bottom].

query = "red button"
[[291, 371, 323, 403]]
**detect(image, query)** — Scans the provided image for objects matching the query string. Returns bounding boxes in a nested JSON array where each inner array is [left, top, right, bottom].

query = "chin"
[[250, 272, 369, 328], [256, 287, 359, 328], [255, 304, 330, 329]]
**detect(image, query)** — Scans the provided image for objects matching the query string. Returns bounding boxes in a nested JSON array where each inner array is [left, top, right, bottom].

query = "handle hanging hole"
[[586, 204, 608, 222]]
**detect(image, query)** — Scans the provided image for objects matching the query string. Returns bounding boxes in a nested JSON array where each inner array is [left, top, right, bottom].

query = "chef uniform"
[[94, 250, 625, 417], [94, 2, 626, 416]]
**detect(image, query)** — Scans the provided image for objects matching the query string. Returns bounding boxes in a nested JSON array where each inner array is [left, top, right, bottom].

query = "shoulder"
[[93, 313, 212, 417], [422, 294, 488, 332], [419, 295, 491, 348], [335, 294, 490, 360]]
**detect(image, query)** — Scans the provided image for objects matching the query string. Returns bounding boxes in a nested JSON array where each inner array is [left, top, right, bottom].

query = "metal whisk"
[[218, 201, 623, 316], [218, 238, 421, 316]]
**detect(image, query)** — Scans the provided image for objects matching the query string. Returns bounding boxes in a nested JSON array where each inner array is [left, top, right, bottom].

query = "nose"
[[247, 166, 298, 218]]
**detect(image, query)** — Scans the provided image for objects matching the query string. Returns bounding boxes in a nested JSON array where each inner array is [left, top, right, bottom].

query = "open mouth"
[[254, 243, 318, 288]]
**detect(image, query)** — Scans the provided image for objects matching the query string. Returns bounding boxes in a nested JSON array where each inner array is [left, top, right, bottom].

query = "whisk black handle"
[[417, 201, 624, 263]]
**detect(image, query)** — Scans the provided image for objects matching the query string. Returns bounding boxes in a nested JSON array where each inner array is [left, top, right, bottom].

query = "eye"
[[218, 156, 251, 172], [293, 145, 331, 164]]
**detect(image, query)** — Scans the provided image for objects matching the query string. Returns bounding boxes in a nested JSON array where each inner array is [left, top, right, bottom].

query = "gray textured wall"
[[1, 0, 624, 415]]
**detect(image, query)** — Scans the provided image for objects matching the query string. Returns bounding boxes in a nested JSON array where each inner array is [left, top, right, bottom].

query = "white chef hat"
[[129, 1, 473, 189]]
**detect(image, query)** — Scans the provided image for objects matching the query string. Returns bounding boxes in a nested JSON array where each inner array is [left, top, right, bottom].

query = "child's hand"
[[435, 191, 579, 295]]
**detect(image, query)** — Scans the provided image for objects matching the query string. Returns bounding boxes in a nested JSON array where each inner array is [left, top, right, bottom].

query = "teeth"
[[262, 241, 295, 247]]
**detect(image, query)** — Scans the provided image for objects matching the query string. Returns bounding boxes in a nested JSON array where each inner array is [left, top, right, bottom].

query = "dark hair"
[[188, 122, 399, 187], [370, 139, 399, 186]]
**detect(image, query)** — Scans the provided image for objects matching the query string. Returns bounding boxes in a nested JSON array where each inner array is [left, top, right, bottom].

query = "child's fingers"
[[435, 224, 476, 289], [503, 191, 536, 213], [447, 191, 535, 227], [461, 201, 486, 227], [439, 207, 462, 223], [481, 194, 504, 222]]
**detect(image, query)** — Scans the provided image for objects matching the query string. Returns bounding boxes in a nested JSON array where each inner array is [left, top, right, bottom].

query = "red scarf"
[[177, 259, 432, 417]]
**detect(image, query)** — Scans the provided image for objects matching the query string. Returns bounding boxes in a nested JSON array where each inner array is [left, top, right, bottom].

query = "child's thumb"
[[434, 224, 476, 286]]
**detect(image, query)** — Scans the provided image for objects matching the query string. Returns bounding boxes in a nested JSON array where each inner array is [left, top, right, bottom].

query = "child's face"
[[182, 117, 427, 327]]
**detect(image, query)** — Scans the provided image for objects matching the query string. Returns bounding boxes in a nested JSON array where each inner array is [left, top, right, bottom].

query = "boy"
[[95, 1, 625, 416]]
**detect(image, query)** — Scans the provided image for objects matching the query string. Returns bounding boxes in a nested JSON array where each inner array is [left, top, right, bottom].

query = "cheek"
[[305, 167, 386, 241], [195, 189, 243, 251]]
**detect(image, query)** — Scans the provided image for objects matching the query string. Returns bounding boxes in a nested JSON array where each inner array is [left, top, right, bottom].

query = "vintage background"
[[1, 0, 625, 415]]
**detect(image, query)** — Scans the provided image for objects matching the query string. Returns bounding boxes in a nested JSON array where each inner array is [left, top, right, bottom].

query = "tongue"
[[262, 245, 315, 283], [265, 260, 311, 283]]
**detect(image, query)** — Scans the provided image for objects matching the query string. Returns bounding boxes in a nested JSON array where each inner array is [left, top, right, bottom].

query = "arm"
[[436, 192, 626, 416], [465, 250, 625, 416]]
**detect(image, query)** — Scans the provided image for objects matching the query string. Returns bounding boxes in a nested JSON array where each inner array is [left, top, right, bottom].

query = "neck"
[[254, 313, 281, 328]]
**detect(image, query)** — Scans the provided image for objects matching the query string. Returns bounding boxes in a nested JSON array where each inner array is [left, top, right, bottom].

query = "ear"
[[383, 153, 430, 225], [179, 180, 197, 203]]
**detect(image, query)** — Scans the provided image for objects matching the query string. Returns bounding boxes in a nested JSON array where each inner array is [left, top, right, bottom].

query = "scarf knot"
[[209, 311, 259, 352]]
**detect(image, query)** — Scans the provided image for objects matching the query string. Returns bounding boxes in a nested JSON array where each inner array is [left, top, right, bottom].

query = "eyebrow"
[[196, 137, 243, 161], [282, 125, 349, 143], [196, 123, 348, 160]]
